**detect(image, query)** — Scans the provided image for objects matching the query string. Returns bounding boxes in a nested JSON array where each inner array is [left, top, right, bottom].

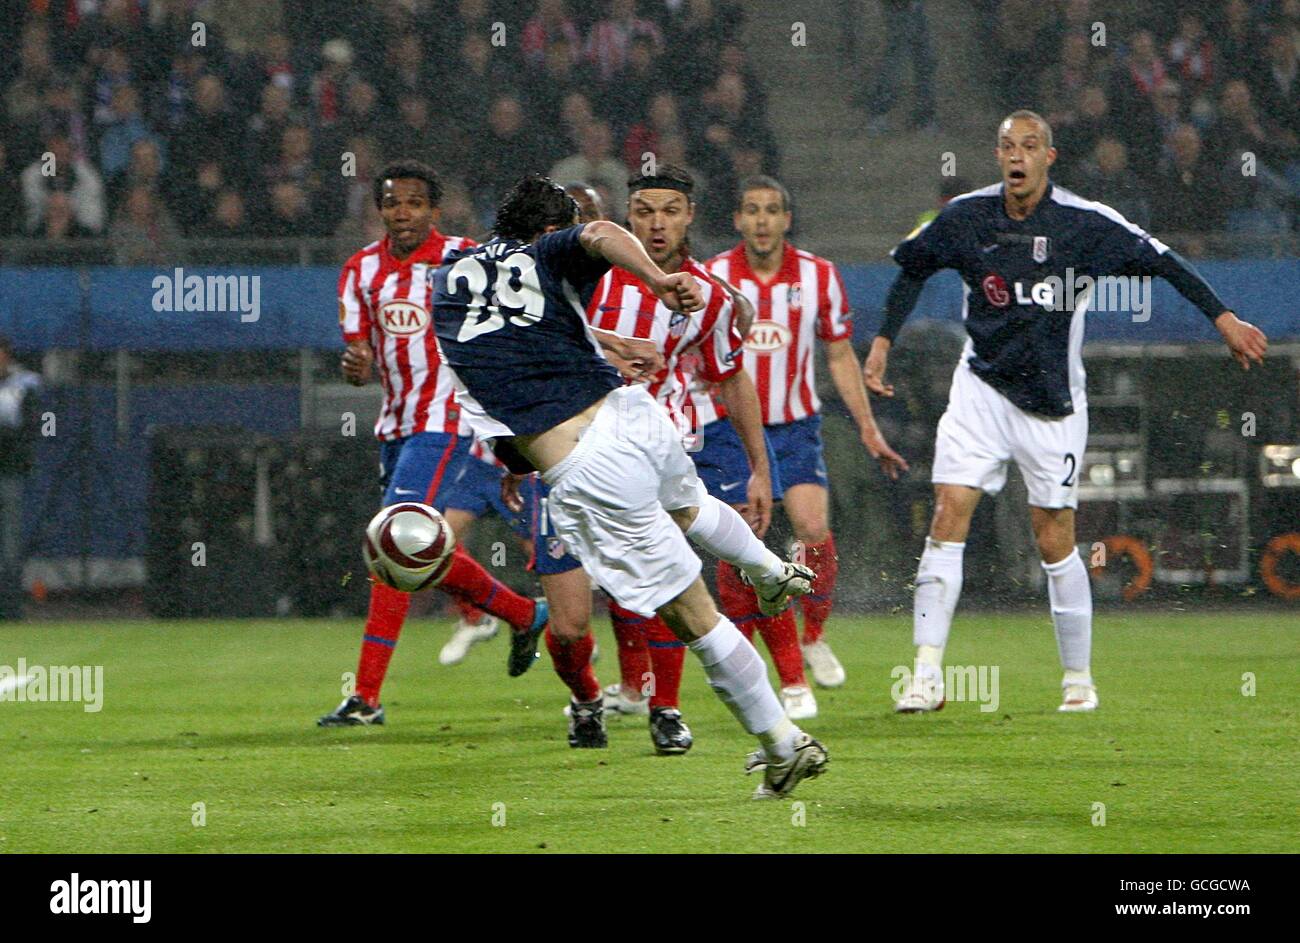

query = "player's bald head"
[[998, 110, 1053, 148]]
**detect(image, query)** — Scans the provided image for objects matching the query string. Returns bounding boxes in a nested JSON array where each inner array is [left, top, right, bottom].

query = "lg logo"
[[981, 273, 1058, 310]]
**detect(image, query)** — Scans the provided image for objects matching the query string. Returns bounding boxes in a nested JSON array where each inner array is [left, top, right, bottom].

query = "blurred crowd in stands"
[[982, 0, 1300, 245], [2, 0, 1297, 267], [0, 0, 777, 262]]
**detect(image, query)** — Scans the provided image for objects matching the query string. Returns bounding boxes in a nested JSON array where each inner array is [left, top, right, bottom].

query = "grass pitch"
[[0, 611, 1295, 853]]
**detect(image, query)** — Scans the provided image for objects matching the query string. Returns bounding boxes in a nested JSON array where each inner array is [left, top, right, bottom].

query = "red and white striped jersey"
[[706, 242, 853, 426], [338, 228, 476, 441], [585, 256, 742, 434]]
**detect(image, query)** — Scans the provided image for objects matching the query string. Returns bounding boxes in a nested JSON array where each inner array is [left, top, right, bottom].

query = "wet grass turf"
[[1, 612, 1295, 853]]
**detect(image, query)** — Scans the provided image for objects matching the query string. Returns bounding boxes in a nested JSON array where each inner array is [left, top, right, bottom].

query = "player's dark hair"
[[736, 174, 790, 212], [373, 159, 443, 209], [493, 175, 578, 241], [0, 334, 12, 356], [999, 109, 1053, 147], [627, 162, 694, 199]]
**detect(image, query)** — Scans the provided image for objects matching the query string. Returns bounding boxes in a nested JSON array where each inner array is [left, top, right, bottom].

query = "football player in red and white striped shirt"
[[318, 160, 550, 727], [583, 164, 818, 740], [708, 175, 908, 689]]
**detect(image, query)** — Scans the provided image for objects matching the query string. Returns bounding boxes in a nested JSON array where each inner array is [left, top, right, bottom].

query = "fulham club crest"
[[1032, 236, 1050, 263]]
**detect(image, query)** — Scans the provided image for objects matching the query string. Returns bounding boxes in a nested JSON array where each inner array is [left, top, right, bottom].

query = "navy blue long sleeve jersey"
[[878, 182, 1227, 417], [430, 224, 623, 446]]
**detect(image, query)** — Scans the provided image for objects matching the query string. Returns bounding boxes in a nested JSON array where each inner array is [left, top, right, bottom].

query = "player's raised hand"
[[654, 272, 704, 313], [341, 339, 374, 386], [1215, 311, 1268, 371], [863, 427, 909, 480], [863, 337, 894, 397]]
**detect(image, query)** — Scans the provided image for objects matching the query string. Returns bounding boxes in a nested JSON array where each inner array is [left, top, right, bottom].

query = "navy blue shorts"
[[441, 453, 532, 540], [692, 419, 785, 503], [528, 477, 584, 576], [378, 432, 468, 508], [765, 415, 829, 489]]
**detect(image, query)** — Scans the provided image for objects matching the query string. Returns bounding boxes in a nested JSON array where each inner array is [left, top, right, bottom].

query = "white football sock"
[[913, 538, 965, 650], [685, 496, 783, 581], [916, 644, 944, 682], [1043, 548, 1092, 673], [688, 615, 795, 760]]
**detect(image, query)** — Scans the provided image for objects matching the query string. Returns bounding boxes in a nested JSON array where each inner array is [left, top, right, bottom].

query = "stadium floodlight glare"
[[1260, 445, 1300, 488]]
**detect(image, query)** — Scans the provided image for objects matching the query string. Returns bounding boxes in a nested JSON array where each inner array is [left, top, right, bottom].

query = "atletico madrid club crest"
[[1033, 236, 1050, 263], [547, 537, 567, 560], [788, 284, 802, 310]]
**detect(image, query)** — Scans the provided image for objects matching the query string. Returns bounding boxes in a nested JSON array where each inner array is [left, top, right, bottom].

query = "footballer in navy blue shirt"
[[430, 176, 828, 796], [864, 111, 1269, 715]]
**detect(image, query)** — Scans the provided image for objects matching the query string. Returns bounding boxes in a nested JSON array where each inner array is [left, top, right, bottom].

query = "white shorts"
[[932, 362, 1088, 509], [541, 385, 707, 616]]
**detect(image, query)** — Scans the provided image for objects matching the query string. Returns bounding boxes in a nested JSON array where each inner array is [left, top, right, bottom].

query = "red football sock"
[[716, 560, 757, 641], [756, 608, 806, 688], [438, 547, 535, 631], [545, 627, 601, 703], [452, 595, 486, 624], [355, 580, 412, 707], [607, 601, 651, 695], [717, 561, 804, 686], [645, 616, 685, 710], [799, 534, 839, 644]]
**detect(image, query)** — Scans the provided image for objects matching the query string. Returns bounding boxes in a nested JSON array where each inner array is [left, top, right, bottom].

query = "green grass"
[[0, 612, 1296, 853]]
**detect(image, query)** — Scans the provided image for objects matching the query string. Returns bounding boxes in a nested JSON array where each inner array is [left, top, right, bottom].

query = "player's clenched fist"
[[653, 272, 704, 313], [341, 339, 374, 386]]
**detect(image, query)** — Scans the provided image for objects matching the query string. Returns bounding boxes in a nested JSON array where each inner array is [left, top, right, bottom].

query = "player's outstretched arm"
[[707, 272, 756, 337], [579, 220, 703, 313], [826, 339, 908, 480], [1128, 237, 1267, 371], [716, 370, 773, 537], [866, 269, 930, 397], [1214, 311, 1269, 371]]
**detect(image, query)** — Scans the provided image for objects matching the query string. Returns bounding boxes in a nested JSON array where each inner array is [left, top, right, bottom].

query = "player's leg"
[[1030, 506, 1096, 710], [605, 599, 652, 714], [896, 363, 1010, 714], [319, 433, 465, 727], [541, 387, 825, 796], [667, 498, 813, 616], [657, 578, 827, 799], [717, 561, 814, 718], [783, 482, 845, 686], [767, 416, 845, 686], [643, 613, 692, 754], [431, 456, 549, 678], [1016, 404, 1096, 711], [694, 418, 813, 716], [895, 483, 983, 711], [437, 502, 500, 666], [539, 566, 608, 747]]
